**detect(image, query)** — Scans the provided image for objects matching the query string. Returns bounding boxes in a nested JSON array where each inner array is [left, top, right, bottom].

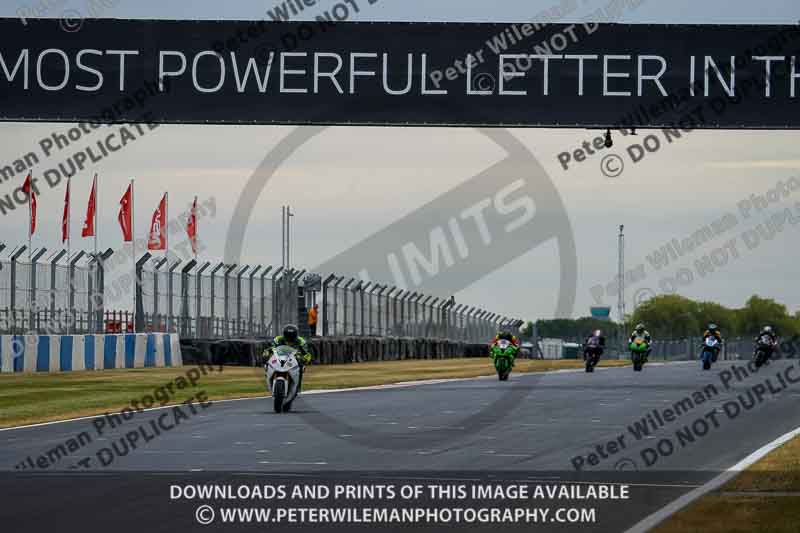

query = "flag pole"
[[27, 175, 32, 265], [131, 178, 135, 333], [92, 174, 98, 336], [66, 176, 71, 334], [193, 195, 198, 264], [93, 174, 98, 264], [165, 191, 169, 333], [66, 175, 71, 274]]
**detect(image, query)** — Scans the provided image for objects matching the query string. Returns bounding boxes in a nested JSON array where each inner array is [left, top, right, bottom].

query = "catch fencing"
[[0, 244, 521, 343], [544, 336, 758, 361]]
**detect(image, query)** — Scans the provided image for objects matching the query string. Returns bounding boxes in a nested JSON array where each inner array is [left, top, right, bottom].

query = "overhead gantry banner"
[[1, 19, 799, 128]]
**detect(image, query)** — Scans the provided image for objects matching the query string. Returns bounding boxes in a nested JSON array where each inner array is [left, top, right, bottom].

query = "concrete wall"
[[180, 336, 490, 366]]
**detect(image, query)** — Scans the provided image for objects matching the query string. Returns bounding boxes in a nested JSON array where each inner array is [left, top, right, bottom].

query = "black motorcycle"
[[584, 347, 602, 372], [753, 335, 776, 368]]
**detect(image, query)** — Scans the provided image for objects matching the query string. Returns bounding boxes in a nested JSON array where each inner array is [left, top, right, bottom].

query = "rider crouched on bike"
[[490, 330, 520, 361], [630, 323, 653, 361], [755, 326, 778, 354], [584, 329, 605, 362], [265, 324, 313, 389], [702, 323, 723, 362], [491, 330, 520, 349]]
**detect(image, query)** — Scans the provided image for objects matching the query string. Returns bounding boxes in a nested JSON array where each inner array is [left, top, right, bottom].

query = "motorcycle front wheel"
[[273, 380, 286, 414]]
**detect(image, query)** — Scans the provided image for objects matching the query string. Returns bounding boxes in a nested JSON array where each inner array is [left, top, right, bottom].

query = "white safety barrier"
[[539, 338, 564, 359], [0, 333, 182, 373]]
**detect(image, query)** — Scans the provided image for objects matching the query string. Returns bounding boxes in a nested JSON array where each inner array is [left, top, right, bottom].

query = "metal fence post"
[[414, 293, 425, 337], [195, 261, 210, 338], [477, 309, 486, 343], [223, 264, 237, 337], [66, 250, 83, 334], [402, 291, 414, 337], [28, 248, 46, 332], [427, 297, 438, 337], [341, 278, 354, 335], [361, 282, 371, 336], [9, 246, 26, 333], [321, 274, 336, 337], [167, 260, 182, 333], [384, 287, 395, 336], [235, 265, 250, 336], [351, 280, 362, 336], [270, 266, 284, 333], [260, 266, 272, 336], [394, 289, 403, 336], [248, 265, 262, 337], [49, 249, 66, 325], [209, 262, 224, 337], [135, 253, 152, 333], [375, 285, 386, 336], [331, 276, 342, 336], [152, 257, 167, 324], [453, 304, 463, 341], [293, 269, 306, 333], [180, 259, 197, 337], [371, 284, 382, 336], [420, 295, 431, 337], [439, 299, 450, 339], [95, 249, 113, 334]]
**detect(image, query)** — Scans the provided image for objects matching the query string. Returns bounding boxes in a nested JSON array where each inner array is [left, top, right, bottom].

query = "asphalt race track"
[[2, 359, 800, 532]]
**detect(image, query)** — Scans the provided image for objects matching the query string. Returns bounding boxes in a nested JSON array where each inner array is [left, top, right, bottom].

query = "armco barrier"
[[0, 334, 182, 373], [180, 336, 491, 366]]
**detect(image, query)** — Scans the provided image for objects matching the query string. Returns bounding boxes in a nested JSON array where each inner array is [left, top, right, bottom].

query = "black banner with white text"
[[1, 19, 799, 128]]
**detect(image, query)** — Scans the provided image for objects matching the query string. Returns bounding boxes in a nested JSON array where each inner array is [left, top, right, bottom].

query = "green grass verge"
[[0, 357, 628, 428], [654, 434, 800, 533]]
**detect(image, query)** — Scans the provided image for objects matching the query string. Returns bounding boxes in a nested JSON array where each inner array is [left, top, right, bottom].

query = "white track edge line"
[[622, 425, 800, 533]]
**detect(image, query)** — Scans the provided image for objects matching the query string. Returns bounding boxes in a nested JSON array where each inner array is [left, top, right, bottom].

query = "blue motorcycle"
[[700, 337, 720, 370]]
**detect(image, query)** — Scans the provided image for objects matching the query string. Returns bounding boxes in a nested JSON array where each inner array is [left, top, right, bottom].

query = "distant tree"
[[695, 301, 737, 336], [737, 295, 799, 337], [630, 295, 700, 338], [535, 295, 799, 341], [535, 317, 618, 341]]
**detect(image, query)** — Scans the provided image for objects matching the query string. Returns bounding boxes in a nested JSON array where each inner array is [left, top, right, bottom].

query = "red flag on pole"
[[61, 178, 70, 243], [82, 175, 96, 237], [148, 193, 167, 250], [186, 196, 198, 254], [21, 173, 36, 235], [118, 183, 133, 242]]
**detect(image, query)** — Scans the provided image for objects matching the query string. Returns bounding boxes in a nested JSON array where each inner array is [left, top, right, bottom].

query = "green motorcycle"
[[491, 339, 518, 381], [629, 337, 649, 372]]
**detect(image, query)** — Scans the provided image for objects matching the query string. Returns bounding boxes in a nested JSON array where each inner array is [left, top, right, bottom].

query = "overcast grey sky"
[[1, 0, 799, 321]]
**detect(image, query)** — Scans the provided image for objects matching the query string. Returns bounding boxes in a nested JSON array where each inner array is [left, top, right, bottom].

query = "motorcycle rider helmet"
[[635, 323, 645, 333], [708, 323, 718, 332], [594, 329, 602, 337], [762, 326, 773, 334], [283, 324, 299, 343], [497, 331, 513, 341]]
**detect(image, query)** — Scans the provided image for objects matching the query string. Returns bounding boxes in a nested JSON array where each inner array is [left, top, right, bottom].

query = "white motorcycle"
[[265, 345, 302, 413]]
